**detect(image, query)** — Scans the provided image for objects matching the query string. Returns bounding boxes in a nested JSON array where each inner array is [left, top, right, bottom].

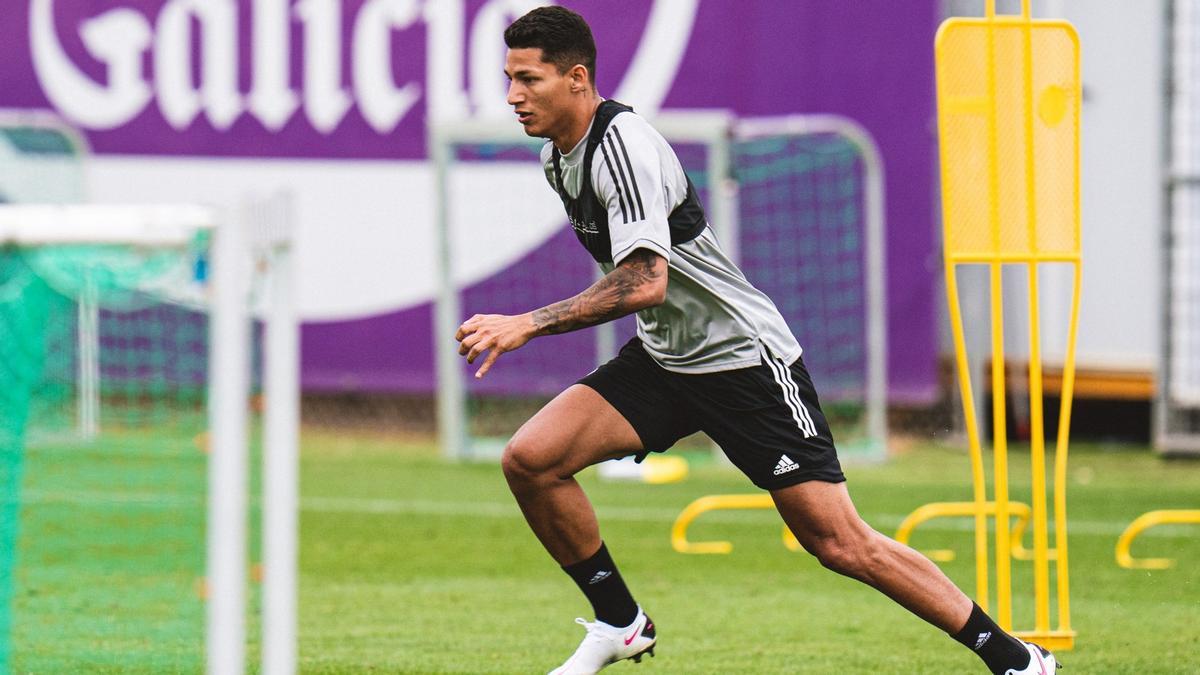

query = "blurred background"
[[0, 0, 1174, 441], [1, 0, 1196, 672]]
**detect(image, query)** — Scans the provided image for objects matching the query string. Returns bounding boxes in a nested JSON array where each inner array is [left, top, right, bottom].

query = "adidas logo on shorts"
[[773, 454, 800, 476]]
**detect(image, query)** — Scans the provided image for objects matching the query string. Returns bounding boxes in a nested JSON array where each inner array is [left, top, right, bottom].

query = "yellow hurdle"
[[670, 494, 801, 555], [1115, 510, 1200, 570], [898, 0, 1081, 651], [894, 501, 1053, 563]]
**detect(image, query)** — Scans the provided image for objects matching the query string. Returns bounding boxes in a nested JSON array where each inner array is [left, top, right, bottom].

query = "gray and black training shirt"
[[541, 100, 802, 374]]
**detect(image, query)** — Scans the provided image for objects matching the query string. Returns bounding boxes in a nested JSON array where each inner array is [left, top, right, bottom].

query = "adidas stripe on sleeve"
[[591, 116, 671, 265]]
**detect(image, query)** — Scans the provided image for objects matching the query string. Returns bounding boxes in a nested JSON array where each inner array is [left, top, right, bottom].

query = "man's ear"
[[569, 64, 590, 92]]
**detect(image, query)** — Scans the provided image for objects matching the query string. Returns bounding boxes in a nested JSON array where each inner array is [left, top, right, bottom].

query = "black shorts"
[[578, 338, 845, 490]]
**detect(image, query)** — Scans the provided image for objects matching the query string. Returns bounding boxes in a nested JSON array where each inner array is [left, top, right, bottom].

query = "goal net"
[[1158, 0, 1200, 454], [1, 207, 215, 671], [430, 112, 886, 464]]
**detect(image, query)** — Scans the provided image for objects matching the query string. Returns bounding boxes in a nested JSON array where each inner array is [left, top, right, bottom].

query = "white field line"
[[15, 489, 1197, 540]]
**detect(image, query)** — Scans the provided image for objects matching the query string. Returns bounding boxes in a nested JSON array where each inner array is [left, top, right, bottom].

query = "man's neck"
[[552, 95, 604, 153]]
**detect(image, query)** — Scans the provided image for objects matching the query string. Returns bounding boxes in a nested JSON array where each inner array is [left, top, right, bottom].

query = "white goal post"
[[429, 111, 887, 462], [0, 202, 299, 675]]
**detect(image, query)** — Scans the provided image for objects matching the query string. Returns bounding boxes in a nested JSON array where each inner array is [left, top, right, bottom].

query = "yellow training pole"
[[1052, 22, 1084, 638], [1053, 262, 1080, 637], [983, 0, 1013, 628], [944, 263, 992, 609], [1018, 1, 1052, 635], [935, 6, 993, 608]]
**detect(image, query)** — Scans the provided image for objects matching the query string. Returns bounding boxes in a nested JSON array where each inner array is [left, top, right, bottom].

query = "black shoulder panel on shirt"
[[551, 100, 707, 264]]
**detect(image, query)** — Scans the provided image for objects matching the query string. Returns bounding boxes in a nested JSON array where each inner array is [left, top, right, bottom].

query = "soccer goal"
[[429, 111, 887, 464], [0, 200, 298, 674], [1157, 0, 1200, 455]]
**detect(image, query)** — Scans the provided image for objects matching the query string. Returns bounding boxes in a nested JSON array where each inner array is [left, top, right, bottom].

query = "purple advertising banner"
[[1, 0, 941, 403]]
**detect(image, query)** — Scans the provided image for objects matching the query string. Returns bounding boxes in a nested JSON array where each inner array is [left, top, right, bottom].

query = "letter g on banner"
[[31, 0, 153, 130]]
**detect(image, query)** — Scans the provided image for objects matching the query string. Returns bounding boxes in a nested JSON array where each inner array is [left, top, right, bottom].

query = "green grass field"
[[6, 430, 1200, 673]]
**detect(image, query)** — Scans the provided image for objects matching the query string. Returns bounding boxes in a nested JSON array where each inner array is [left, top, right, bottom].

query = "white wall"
[[1064, 0, 1165, 370], [85, 155, 562, 321]]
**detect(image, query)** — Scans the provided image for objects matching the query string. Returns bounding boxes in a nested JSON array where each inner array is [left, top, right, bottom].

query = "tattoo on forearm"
[[531, 249, 664, 336]]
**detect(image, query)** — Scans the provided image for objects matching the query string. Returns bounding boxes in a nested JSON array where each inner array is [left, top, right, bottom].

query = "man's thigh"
[[769, 479, 868, 549], [509, 384, 645, 477], [574, 337, 699, 462]]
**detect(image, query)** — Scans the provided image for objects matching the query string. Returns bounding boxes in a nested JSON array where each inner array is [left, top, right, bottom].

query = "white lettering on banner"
[[295, 0, 353, 133], [354, 0, 422, 133], [423, 0, 469, 122], [28, 0, 698, 137], [155, 0, 242, 130], [249, 0, 300, 130], [31, 0, 152, 130]]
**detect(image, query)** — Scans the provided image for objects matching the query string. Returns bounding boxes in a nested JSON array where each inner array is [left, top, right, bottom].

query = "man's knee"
[[809, 536, 856, 574], [809, 529, 887, 579], [501, 433, 566, 485]]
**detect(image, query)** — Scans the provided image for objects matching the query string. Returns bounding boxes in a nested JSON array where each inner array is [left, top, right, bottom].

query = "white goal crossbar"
[[0, 205, 215, 245]]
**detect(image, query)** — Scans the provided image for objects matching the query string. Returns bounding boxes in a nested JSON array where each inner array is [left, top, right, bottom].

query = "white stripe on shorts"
[[762, 349, 818, 438]]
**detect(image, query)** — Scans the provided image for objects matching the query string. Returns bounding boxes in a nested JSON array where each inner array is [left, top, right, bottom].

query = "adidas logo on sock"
[[773, 454, 799, 476], [974, 631, 992, 650], [588, 570, 612, 585]]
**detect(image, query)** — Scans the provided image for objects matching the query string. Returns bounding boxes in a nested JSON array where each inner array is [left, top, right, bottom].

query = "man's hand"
[[456, 249, 666, 378], [455, 312, 536, 379]]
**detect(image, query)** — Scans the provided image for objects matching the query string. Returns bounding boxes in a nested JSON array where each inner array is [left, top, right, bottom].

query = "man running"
[[455, 6, 1057, 674]]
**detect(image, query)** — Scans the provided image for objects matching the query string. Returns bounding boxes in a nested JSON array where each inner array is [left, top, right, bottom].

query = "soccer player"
[[455, 6, 1058, 674]]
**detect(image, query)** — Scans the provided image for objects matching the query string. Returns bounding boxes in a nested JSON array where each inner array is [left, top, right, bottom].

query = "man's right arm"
[[455, 247, 666, 378], [531, 247, 667, 336]]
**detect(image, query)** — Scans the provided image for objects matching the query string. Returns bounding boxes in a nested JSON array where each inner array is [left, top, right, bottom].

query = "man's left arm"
[[455, 248, 667, 378]]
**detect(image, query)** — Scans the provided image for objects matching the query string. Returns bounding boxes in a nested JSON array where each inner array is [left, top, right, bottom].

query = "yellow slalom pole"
[[1026, 263, 1052, 635], [1020, 3, 1052, 635], [1053, 27, 1083, 637], [984, 1, 1012, 630], [1053, 263, 1081, 635], [989, 266, 1012, 630], [944, 264, 992, 609], [935, 9, 991, 609]]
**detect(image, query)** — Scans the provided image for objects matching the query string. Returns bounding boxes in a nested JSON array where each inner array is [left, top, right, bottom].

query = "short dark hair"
[[504, 6, 597, 88]]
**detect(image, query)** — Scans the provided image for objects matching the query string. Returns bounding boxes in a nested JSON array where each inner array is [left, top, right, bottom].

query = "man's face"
[[505, 48, 575, 139]]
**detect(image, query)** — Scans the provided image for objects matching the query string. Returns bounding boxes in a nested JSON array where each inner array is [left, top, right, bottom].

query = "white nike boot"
[[548, 607, 656, 675], [1005, 640, 1059, 675]]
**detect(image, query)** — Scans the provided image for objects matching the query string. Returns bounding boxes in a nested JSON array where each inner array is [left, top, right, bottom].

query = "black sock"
[[950, 603, 1031, 674], [562, 542, 639, 627]]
